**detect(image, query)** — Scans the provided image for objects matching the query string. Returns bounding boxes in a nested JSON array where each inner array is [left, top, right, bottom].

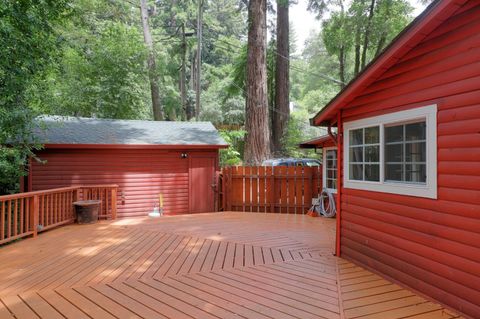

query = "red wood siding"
[[31, 149, 218, 218], [339, 2, 480, 318]]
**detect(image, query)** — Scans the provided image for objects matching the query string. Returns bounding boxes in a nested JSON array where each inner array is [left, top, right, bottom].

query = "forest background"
[[0, 0, 428, 193]]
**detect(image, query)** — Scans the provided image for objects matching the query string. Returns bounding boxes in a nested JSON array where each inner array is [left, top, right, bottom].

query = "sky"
[[290, 0, 428, 55]]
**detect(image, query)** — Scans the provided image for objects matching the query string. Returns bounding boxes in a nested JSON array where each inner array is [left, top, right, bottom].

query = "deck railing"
[[0, 184, 118, 245]]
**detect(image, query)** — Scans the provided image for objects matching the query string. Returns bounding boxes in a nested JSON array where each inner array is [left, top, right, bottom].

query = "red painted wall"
[[31, 148, 218, 218], [339, 2, 480, 317]]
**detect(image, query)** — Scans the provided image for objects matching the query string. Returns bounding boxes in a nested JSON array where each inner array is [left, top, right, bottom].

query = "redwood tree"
[[244, 0, 271, 165], [140, 0, 164, 120], [272, 0, 290, 155]]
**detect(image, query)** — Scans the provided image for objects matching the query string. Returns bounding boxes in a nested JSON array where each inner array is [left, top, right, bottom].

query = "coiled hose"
[[314, 188, 336, 218]]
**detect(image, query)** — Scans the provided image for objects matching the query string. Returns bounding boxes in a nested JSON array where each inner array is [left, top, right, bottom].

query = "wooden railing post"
[[32, 195, 39, 238], [111, 187, 117, 220]]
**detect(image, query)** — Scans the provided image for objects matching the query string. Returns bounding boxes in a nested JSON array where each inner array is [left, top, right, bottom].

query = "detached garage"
[[27, 116, 228, 218]]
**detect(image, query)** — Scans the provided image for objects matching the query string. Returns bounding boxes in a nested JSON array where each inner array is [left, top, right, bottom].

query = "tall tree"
[[140, 0, 164, 120], [244, 0, 270, 165], [272, 0, 290, 155]]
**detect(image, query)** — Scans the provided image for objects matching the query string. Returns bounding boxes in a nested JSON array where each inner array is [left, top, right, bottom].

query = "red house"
[[308, 0, 480, 317], [28, 116, 228, 218]]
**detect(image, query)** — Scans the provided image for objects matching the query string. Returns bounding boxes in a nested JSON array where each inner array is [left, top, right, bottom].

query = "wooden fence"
[[0, 184, 118, 246], [220, 166, 322, 214]]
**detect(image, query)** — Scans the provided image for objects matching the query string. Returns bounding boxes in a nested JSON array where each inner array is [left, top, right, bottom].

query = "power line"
[[210, 51, 291, 119], [202, 26, 345, 85]]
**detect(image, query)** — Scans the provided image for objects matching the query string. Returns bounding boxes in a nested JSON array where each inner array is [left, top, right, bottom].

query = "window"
[[323, 148, 337, 193], [343, 105, 437, 199]]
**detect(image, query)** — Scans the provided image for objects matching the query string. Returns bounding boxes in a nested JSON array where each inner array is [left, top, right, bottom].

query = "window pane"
[[385, 144, 403, 162], [406, 164, 426, 183], [349, 146, 363, 162], [326, 150, 336, 160], [350, 164, 363, 180], [406, 122, 426, 141], [406, 142, 426, 162], [327, 169, 336, 179], [365, 164, 380, 181], [365, 126, 380, 144], [365, 145, 379, 162], [327, 159, 337, 169], [385, 164, 403, 181], [327, 179, 334, 189], [350, 129, 363, 145], [385, 125, 403, 143]]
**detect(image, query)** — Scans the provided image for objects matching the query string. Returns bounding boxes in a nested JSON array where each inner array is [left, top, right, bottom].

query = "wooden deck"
[[0, 212, 463, 319]]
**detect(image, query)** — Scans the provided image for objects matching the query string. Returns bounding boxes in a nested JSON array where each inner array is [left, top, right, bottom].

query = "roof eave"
[[42, 143, 229, 150]]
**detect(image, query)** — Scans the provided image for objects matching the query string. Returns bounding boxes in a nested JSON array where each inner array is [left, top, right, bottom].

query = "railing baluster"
[[19, 198, 24, 234], [25, 197, 29, 233], [1, 202, 4, 241], [111, 188, 117, 220], [44, 194, 48, 227], [7, 200, 12, 239], [13, 199, 18, 236], [32, 195, 39, 237]]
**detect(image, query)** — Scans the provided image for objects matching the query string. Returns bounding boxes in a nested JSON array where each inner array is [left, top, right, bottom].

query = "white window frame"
[[343, 104, 437, 199], [323, 147, 337, 194]]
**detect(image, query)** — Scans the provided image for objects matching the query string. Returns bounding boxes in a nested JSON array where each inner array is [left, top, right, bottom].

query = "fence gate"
[[220, 166, 322, 214]]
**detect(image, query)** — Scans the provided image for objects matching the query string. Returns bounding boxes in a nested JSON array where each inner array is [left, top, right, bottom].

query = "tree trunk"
[[244, 0, 270, 165], [353, 0, 364, 76], [140, 0, 163, 121], [272, 0, 290, 156], [188, 50, 196, 120], [195, 0, 203, 120], [339, 45, 346, 89], [180, 23, 187, 120], [361, 0, 376, 69], [374, 0, 391, 57], [354, 25, 361, 75]]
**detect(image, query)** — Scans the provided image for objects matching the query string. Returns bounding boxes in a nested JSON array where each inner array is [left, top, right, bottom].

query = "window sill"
[[344, 179, 437, 199]]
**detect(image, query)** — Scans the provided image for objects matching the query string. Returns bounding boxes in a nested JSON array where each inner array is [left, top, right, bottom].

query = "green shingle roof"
[[34, 116, 227, 146]]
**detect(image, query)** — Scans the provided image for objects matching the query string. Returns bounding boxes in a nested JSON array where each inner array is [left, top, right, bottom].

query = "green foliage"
[[219, 130, 246, 166], [31, 13, 151, 119], [0, 0, 420, 192], [0, 0, 71, 194], [282, 113, 320, 159]]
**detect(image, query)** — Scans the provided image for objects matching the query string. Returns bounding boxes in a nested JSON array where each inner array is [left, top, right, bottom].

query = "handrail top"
[[0, 184, 119, 201]]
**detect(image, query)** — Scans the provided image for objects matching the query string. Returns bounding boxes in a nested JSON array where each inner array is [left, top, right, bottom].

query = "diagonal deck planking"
[[0, 212, 463, 319]]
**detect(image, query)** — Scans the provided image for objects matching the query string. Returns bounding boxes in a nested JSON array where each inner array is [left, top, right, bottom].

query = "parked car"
[[262, 158, 321, 167]]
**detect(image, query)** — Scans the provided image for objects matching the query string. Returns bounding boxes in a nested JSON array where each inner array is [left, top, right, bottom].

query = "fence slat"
[[251, 166, 258, 212], [244, 166, 251, 212], [258, 166, 266, 213], [294, 167, 302, 214], [304, 167, 312, 213]]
